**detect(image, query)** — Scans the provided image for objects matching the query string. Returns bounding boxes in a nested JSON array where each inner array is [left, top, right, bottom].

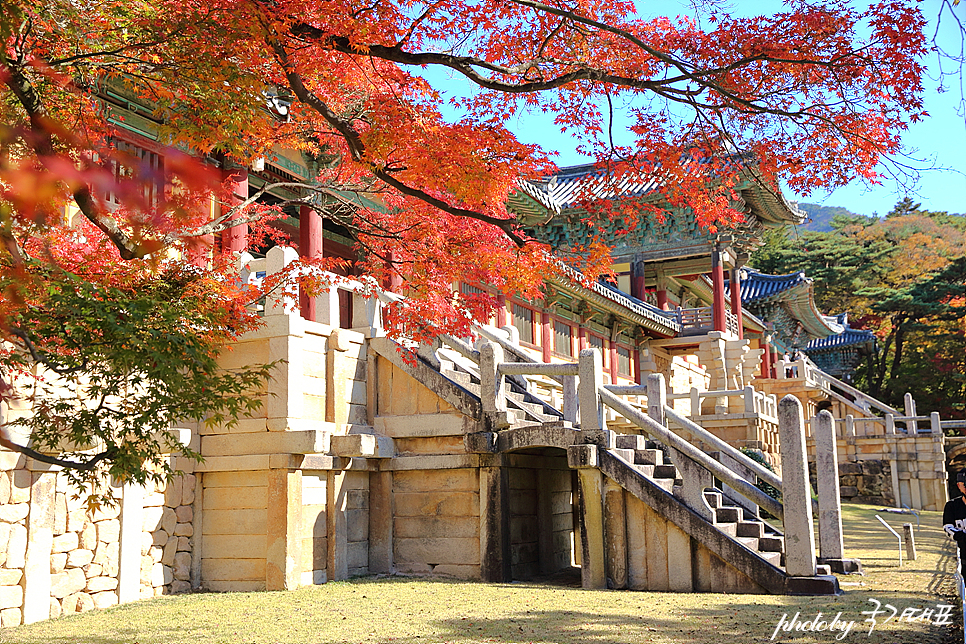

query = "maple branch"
[[0, 54, 142, 260], [268, 39, 528, 246]]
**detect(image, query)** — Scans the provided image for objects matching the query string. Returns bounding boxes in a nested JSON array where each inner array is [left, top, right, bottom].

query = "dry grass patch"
[[1, 502, 959, 644]]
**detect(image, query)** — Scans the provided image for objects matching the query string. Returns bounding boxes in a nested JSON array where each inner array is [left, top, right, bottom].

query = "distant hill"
[[795, 203, 864, 232]]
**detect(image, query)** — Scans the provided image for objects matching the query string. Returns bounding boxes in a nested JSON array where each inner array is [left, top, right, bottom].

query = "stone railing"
[[776, 355, 899, 417], [667, 386, 778, 423]]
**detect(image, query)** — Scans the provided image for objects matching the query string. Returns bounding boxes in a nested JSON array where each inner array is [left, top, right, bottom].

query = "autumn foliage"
[[0, 0, 934, 482]]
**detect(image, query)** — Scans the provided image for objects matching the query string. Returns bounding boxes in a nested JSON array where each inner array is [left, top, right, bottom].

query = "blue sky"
[[451, 0, 966, 217]]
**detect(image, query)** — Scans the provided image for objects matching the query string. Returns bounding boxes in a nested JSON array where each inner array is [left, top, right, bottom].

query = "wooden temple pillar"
[[760, 339, 772, 379], [222, 165, 249, 254], [299, 204, 323, 321], [496, 293, 507, 328], [730, 267, 743, 339], [711, 243, 727, 332], [541, 310, 552, 363]]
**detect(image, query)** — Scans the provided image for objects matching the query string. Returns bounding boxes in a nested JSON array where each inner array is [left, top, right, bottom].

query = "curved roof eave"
[[549, 269, 681, 338]]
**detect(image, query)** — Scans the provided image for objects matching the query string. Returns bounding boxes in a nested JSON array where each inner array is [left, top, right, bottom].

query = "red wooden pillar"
[[630, 262, 646, 301], [541, 310, 552, 363], [760, 340, 772, 379], [655, 289, 668, 311], [730, 267, 743, 340], [496, 293, 507, 328], [608, 339, 618, 382], [711, 244, 727, 332], [633, 349, 642, 385], [771, 349, 780, 379], [578, 327, 587, 352], [222, 166, 249, 254], [299, 204, 323, 321]]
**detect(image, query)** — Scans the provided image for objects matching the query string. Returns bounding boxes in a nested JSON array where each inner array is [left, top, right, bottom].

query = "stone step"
[[633, 464, 655, 477], [704, 490, 723, 509], [653, 464, 678, 479], [634, 448, 664, 466], [758, 535, 784, 552], [651, 477, 675, 493], [759, 551, 783, 567], [442, 368, 474, 388], [714, 522, 738, 537], [615, 434, 648, 450], [736, 521, 765, 539], [714, 506, 743, 524]]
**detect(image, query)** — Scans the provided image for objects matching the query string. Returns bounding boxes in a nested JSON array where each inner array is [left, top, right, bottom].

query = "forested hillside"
[[751, 198, 966, 418], [797, 203, 864, 232]]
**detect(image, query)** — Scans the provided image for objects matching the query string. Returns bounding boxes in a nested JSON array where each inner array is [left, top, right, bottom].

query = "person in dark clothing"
[[943, 471, 966, 572]]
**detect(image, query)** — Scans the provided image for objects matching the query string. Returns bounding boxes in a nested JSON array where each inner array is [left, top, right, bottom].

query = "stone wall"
[[0, 460, 195, 626], [805, 427, 947, 511]]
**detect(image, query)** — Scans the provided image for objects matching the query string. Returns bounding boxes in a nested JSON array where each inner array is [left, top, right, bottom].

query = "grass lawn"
[[2, 502, 960, 644]]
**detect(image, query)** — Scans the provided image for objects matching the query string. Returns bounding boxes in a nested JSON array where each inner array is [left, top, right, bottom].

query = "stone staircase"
[[379, 335, 838, 595]]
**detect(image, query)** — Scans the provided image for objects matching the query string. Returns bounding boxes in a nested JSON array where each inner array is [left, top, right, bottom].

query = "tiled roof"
[[732, 269, 809, 303], [514, 162, 805, 226], [805, 326, 876, 352]]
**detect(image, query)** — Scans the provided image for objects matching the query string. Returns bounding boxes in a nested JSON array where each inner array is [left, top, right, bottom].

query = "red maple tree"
[[0, 0, 931, 485]]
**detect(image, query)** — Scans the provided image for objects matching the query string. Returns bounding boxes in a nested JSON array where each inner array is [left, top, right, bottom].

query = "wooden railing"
[[673, 307, 740, 337]]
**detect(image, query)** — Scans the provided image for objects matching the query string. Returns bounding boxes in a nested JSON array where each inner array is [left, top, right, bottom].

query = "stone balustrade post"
[[778, 395, 817, 577], [480, 341, 506, 414], [845, 415, 855, 439], [904, 393, 918, 434], [814, 411, 844, 561], [885, 414, 895, 435], [562, 375, 578, 424], [578, 348, 604, 432], [647, 373, 667, 426], [690, 387, 701, 417], [743, 385, 756, 414], [931, 412, 942, 436], [264, 246, 300, 315]]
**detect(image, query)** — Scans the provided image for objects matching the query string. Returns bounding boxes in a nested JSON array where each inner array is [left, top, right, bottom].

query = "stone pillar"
[[190, 474, 204, 590], [729, 267, 743, 339], [603, 479, 627, 589], [298, 204, 323, 322], [117, 482, 145, 603], [479, 463, 510, 582], [903, 524, 917, 561], [480, 341, 506, 415], [221, 165, 248, 254], [266, 469, 303, 590], [904, 393, 918, 433], [22, 471, 54, 624], [265, 246, 300, 315], [326, 329, 352, 425], [814, 411, 844, 561], [576, 464, 606, 589], [711, 244, 727, 333], [647, 373, 666, 426], [578, 348, 605, 432], [368, 469, 394, 575], [326, 470, 348, 582], [562, 375, 578, 425], [778, 395, 817, 577]]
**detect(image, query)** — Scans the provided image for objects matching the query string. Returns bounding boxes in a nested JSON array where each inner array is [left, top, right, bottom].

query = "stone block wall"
[[805, 427, 947, 511], [0, 459, 196, 626]]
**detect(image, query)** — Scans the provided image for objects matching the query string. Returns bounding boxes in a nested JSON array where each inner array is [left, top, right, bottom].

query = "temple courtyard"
[[2, 503, 959, 644]]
